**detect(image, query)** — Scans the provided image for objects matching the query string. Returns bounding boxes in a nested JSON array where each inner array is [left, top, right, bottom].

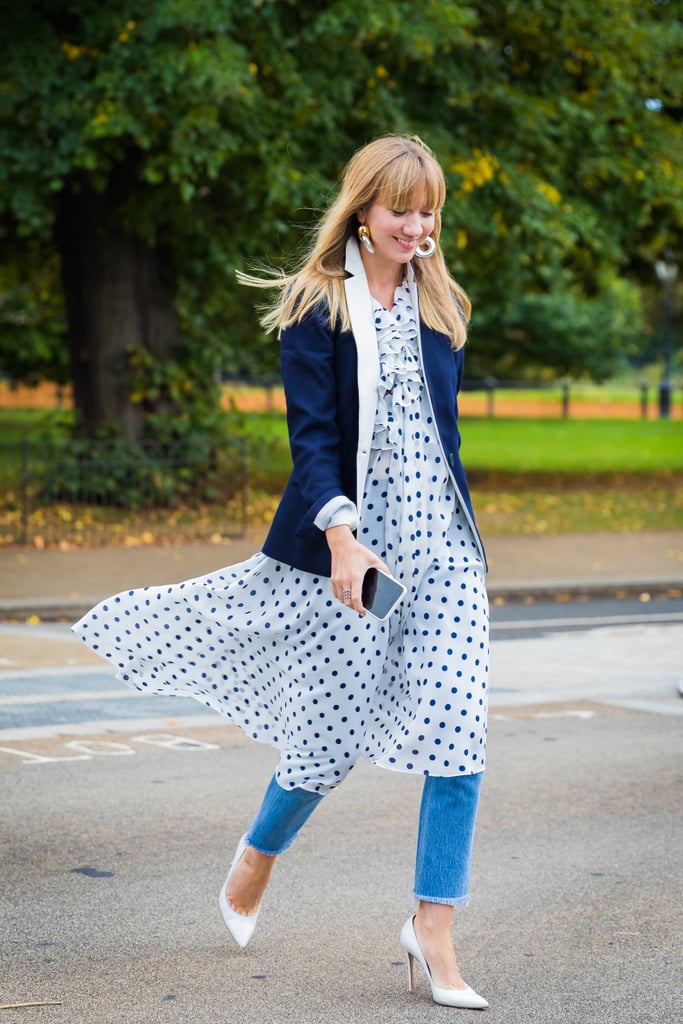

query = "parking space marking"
[[0, 733, 221, 765]]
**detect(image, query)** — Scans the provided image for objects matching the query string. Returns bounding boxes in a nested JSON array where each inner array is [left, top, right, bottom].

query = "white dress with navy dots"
[[73, 283, 488, 794]]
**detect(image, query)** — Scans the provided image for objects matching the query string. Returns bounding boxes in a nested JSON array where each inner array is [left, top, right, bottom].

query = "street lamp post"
[[654, 249, 678, 420]]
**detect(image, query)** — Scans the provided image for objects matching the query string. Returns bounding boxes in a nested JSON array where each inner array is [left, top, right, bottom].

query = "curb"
[[488, 576, 682, 603], [0, 578, 681, 621]]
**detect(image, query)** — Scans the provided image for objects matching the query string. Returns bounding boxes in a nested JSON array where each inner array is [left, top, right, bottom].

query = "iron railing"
[[459, 378, 681, 419], [1, 438, 250, 548]]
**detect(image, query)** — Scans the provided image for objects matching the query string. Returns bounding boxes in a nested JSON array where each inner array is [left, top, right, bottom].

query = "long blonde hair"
[[238, 135, 471, 349]]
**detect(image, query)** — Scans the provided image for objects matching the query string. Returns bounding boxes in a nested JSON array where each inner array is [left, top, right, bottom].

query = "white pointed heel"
[[219, 835, 259, 949], [400, 915, 489, 1010]]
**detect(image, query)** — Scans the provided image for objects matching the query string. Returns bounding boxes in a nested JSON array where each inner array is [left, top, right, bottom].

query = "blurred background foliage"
[[0, 0, 681, 444]]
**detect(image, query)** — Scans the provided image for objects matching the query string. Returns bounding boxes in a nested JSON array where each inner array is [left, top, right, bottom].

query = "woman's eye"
[[391, 209, 434, 218]]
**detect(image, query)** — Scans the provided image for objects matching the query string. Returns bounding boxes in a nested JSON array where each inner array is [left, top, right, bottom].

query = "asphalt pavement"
[[1, 530, 682, 1023], [1, 640, 681, 1024]]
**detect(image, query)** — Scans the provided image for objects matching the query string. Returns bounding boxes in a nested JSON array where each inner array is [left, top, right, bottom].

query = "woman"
[[73, 135, 489, 1010]]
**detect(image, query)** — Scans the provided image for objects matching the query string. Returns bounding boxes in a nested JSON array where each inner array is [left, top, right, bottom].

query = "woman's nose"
[[403, 214, 422, 236]]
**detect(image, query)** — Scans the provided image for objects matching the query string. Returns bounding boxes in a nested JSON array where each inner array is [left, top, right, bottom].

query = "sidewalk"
[[0, 529, 681, 620]]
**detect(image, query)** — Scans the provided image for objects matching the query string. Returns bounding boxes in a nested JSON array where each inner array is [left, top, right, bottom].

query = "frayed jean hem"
[[413, 892, 470, 907], [244, 833, 295, 857], [246, 774, 324, 856]]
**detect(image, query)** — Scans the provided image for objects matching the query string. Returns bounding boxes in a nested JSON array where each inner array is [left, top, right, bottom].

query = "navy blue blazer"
[[262, 240, 485, 577]]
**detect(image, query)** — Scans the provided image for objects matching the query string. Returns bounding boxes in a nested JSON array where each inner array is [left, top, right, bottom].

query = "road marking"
[[491, 611, 683, 631], [0, 689, 147, 706], [600, 698, 683, 717], [490, 709, 596, 721], [0, 666, 113, 680], [530, 710, 595, 720], [0, 733, 220, 765], [0, 714, 234, 742]]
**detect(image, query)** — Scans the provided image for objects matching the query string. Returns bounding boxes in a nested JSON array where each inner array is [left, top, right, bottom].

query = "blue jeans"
[[246, 771, 483, 904], [413, 772, 482, 905]]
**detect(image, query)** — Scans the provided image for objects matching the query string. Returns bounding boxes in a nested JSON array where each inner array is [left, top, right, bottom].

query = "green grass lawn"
[[459, 418, 683, 473], [238, 414, 683, 535], [2, 409, 682, 542], [2, 409, 680, 473], [0, 408, 71, 443], [238, 413, 683, 474]]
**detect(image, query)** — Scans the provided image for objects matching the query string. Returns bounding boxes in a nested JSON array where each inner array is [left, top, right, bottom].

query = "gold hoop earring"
[[357, 224, 375, 255], [414, 236, 436, 259]]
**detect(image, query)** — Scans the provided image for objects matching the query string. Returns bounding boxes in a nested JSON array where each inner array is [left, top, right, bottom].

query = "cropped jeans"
[[246, 771, 483, 905]]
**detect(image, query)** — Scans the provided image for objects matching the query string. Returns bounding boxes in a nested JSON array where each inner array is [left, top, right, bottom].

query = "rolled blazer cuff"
[[313, 495, 359, 532], [295, 487, 351, 539]]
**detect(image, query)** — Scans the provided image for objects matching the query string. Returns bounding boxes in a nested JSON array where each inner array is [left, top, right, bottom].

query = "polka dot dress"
[[73, 283, 488, 794]]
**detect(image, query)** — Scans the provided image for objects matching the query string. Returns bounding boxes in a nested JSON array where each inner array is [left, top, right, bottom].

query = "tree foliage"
[[0, 0, 681, 439], [442, 0, 683, 378]]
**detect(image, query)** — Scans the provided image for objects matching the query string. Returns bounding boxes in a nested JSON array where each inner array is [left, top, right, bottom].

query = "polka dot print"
[[73, 283, 488, 794]]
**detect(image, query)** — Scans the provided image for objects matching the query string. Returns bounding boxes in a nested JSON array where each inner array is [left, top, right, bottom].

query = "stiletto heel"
[[406, 951, 416, 993], [400, 915, 489, 1009], [218, 835, 260, 949]]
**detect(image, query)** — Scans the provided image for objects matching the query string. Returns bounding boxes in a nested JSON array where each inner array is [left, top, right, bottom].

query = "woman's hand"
[[325, 525, 388, 615]]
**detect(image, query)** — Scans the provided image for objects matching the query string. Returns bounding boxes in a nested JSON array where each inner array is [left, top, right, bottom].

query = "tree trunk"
[[55, 166, 179, 442]]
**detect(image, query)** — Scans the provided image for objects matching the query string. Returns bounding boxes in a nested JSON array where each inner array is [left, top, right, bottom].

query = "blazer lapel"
[[344, 237, 379, 512]]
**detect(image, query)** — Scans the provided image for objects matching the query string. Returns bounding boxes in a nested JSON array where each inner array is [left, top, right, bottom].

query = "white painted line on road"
[[490, 688, 683, 717], [0, 733, 221, 765], [0, 689, 147, 706], [489, 710, 597, 721], [0, 687, 163, 706], [0, 714, 228, 742], [0, 666, 114, 680], [598, 698, 683, 717], [491, 611, 683, 631], [530, 710, 595, 719]]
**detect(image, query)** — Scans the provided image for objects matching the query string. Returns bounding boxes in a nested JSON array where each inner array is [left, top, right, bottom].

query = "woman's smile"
[[393, 236, 419, 251]]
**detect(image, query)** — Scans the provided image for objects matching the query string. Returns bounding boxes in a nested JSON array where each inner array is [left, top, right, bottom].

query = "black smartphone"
[[362, 568, 407, 620]]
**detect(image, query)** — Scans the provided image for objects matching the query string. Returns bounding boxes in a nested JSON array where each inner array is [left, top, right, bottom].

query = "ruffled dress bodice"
[[371, 282, 423, 451]]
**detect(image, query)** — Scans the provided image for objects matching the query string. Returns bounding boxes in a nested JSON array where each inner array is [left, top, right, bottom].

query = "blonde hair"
[[238, 135, 471, 349]]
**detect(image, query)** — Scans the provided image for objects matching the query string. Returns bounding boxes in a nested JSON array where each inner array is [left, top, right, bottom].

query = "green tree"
[[0, 0, 478, 439], [434, 0, 683, 378], [0, 0, 680, 442]]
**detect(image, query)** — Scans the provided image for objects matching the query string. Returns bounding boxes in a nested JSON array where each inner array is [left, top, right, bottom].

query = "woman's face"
[[359, 192, 435, 272]]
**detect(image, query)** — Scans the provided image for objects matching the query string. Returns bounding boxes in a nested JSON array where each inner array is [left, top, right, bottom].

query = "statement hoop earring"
[[414, 236, 436, 259], [357, 224, 375, 255]]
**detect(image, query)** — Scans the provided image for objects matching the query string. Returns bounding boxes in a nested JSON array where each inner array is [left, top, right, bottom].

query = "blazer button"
[[448, 452, 455, 467]]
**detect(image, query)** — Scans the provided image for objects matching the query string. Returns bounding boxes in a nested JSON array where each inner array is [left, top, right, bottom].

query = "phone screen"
[[362, 569, 407, 620]]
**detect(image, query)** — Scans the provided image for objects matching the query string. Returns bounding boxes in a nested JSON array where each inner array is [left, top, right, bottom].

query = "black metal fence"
[[223, 375, 681, 420], [459, 378, 680, 419], [2, 377, 680, 548], [0, 438, 250, 548]]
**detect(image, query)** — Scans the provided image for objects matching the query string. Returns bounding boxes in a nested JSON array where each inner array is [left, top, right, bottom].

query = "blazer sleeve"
[[279, 306, 350, 529]]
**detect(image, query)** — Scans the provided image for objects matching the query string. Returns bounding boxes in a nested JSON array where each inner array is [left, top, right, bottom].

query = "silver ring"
[[341, 588, 352, 601]]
